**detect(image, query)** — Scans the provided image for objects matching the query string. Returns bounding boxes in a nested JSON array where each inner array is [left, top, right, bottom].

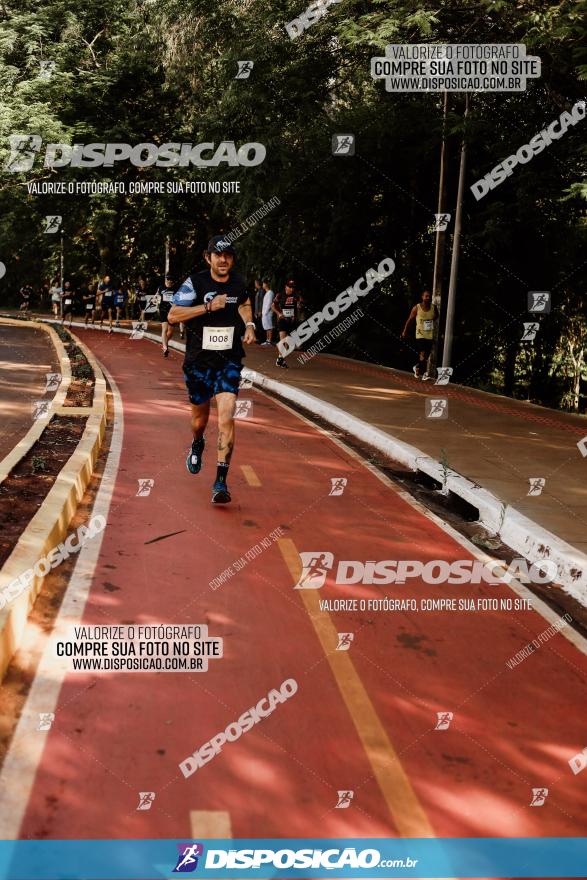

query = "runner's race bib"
[[86, 303, 93, 310], [282, 308, 295, 318], [423, 319, 434, 331], [162, 291, 174, 303], [202, 326, 234, 350], [64, 299, 72, 306]]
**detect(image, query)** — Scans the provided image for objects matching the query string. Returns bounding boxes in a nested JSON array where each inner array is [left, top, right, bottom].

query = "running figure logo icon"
[[235, 61, 254, 79], [240, 370, 254, 389], [435, 711, 453, 730], [530, 788, 549, 806], [426, 399, 448, 419], [5, 134, 43, 172], [32, 400, 50, 420], [432, 213, 451, 232], [234, 400, 253, 419], [136, 792, 156, 811], [295, 552, 334, 589], [332, 134, 355, 155], [38, 713, 55, 731], [528, 291, 551, 313], [39, 60, 56, 80], [136, 479, 155, 497], [435, 367, 453, 386], [335, 791, 354, 809], [521, 322, 539, 341], [45, 372, 62, 392], [130, 321, 148, 340], [173, 843, 204, 873], [143, 294, 159, 314], [527, 478, 545, 496], [336, 633, 354, 651], [329, 477, 347, 496], [44, 215, 62, 233]]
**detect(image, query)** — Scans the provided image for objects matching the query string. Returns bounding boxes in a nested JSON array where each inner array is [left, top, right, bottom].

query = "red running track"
[[6, 329, 587, 842]]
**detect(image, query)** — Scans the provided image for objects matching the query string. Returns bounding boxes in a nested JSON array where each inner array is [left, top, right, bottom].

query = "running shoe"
[[211, 479, 231, 504], [276, 356, 289, 369], [412, 364, 421, 379], [163, 348, 169, 358], [186, 437, 205, 475]]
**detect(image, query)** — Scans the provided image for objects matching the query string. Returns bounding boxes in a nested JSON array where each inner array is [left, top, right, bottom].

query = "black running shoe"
[[186, 438, 205, 475], [211, 479, 231, 504], [163, 348, 169, 358], [276, 356, 289, 369]]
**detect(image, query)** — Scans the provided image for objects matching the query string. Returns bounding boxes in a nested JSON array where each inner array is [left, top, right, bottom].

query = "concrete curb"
[[247, 371, 587, 605], [0, 325, 107, 680], [38, 318, 587, 605], [0, 318, 71, 484]]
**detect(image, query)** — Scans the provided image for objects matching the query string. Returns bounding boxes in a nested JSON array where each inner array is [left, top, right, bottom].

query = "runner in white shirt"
[[50, 278, 62, 318], [260, 278, 275, 346]]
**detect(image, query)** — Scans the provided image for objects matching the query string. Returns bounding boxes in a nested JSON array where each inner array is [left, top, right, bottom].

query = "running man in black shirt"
[[168, 236, 256, 504], [83, 283, 97, 325], [272, 279, 304, 368], [61, 281, 75, 327], [98, 275, 115, 333], [19, 284, 33, 313], [157, 273, 177, 357]]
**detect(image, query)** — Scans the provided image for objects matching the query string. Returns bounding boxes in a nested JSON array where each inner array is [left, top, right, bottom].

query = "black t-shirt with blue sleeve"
[[173, 269, 250, 368]]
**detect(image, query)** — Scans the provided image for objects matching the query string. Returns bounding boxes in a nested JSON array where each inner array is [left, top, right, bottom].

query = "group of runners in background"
[[17, 238, 435, 505], [20, 267, 308, 367]]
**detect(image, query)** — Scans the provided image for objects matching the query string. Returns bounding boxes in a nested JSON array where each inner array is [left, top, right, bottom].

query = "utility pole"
[[59, 230, 64, 318], [442, 93, 469, 369], [429, 91, 449, 378]]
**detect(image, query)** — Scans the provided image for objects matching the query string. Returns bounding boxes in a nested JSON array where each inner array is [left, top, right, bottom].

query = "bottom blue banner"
[[0, 837, 586, 879]]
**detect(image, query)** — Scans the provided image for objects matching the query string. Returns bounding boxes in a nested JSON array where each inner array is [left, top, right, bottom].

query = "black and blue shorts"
[[183, 360, 243, 405]]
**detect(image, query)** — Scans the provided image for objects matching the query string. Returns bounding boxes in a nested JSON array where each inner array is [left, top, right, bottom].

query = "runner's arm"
[[168, 303, 209, 324], [238, 299, 256, 344], [238, 298, 253, 324], [401, 305, 417, 338]]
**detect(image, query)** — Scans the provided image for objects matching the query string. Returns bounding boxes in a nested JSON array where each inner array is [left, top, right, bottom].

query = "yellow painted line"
[[190, 810, 232, 838], [278, 538, 435, 838], [241, 464, 261, 487]]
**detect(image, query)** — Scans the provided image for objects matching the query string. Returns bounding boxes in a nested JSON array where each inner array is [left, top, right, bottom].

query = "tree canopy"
[[0, 0, 585, 409]]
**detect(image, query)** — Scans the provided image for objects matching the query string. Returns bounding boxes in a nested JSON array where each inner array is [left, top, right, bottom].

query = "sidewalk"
[[242, 347, 587, 604], [245, 348, 587, 550]]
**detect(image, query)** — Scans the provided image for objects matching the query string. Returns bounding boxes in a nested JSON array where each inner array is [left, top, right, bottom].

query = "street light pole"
[[442, 93, 469, 369], [59, 230, 64, 318], [429, 91, 449, 378]]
